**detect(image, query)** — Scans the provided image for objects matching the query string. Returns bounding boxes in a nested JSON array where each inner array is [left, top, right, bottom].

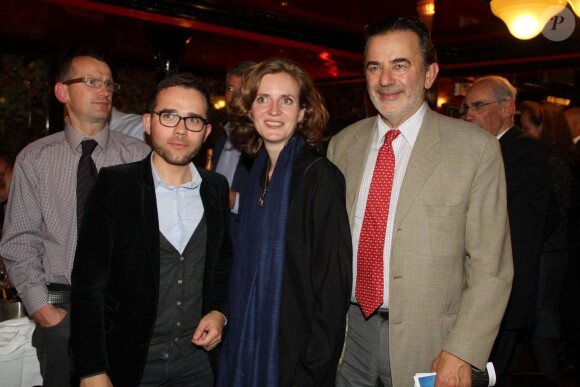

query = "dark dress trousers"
[[212, 131, 253, 246], [70, 155, 233, 386]]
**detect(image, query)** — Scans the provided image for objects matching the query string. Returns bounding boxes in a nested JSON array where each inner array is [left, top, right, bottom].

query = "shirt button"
[[177, 279, 182, 284], [180, 257, 184, 261], [174, 337, 179, 342], [163, 353, 169, 359], [177, 301, 181, 306], [177, 322, 181, 327]]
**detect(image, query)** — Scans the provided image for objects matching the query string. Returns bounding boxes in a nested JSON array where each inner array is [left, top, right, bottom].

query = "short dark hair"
[[226, 61, 256, 82], [519, 101, 574, 161], [363, 17, 437, 70], [54, 47, 113, 82], [148, 73, 212, 119]]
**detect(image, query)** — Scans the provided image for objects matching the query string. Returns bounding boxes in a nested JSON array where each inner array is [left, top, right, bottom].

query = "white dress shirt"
[[215, 125, 242, 214], [352, 103, 427, 308]]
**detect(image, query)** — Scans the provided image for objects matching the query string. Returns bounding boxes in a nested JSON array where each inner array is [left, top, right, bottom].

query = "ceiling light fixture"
[[417, 0, 435, 30], [568, 0, 580, 16], [490, 0, 568, 39]]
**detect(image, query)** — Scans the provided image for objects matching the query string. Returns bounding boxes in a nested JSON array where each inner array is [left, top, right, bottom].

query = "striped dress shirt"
[[352, 103, 427, 308], [0, 123, 150, 314]]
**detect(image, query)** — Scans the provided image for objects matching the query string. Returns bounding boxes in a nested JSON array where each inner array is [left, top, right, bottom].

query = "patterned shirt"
[[352, 103, 427, 308], [0, 123, 150, 314]]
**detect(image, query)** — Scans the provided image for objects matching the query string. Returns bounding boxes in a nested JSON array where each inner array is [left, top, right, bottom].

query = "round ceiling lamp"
[[417, 0, 435, 30], [569, 0, 580, 17], [490, 0, 567, 39]]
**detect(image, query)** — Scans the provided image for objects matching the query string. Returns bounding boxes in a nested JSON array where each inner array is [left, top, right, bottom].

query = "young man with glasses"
[[0, 47, 150, 386], [70, 73, 233, 387], [463, 75, 552, 378]]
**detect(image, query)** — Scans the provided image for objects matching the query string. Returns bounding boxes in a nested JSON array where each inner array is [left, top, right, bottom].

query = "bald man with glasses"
[[0, 47, 150, 386], [463, 75, 552, 379]]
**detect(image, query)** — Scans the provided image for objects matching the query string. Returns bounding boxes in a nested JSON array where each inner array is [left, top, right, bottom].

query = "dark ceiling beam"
[[62, 0, 579, 78], [92, 0, 364, 52]]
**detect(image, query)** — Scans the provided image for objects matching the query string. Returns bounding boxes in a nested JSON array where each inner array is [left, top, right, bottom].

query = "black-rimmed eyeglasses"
[[153, 111, 208, 132], [62, 77, 121, 93], [460, 100, 505, 117]]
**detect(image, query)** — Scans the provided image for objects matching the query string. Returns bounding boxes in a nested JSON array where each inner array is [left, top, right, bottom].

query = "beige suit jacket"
[[327, 108, 513, 387]]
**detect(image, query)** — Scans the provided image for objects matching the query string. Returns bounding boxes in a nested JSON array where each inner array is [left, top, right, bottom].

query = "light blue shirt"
[[215, 126, 241, 213], [151, 156, 204, 254]]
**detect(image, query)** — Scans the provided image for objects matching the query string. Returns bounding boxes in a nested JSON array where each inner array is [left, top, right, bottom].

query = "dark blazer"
[[212, 130, 253, 245], [70, 155, 233, 386], [568, 142, 580, 253], [278, 146, 352, 386], [499, 127, 551, 329]]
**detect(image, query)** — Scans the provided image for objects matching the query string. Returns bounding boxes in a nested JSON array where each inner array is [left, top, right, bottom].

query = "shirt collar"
[[496, 127, 511, 139], [64, 122, 110, 153], [375, 102, 427, 146], [150, 153, 201, 190]]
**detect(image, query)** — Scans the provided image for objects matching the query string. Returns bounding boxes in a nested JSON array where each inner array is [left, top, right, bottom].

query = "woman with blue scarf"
[[217, 57, 352, 387]]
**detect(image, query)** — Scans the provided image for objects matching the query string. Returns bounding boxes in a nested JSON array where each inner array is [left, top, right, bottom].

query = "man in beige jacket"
[[327, 16, 513, 387]]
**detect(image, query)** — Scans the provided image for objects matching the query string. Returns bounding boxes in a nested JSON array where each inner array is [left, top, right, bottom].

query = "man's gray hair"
[[472, 75, 517, 102]]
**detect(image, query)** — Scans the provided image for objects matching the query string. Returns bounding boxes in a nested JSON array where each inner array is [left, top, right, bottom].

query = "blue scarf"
[[218, 136, 305, 387]]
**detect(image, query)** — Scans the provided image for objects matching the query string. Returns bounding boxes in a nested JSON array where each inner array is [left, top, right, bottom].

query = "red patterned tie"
[[356, 129, 400, 318]]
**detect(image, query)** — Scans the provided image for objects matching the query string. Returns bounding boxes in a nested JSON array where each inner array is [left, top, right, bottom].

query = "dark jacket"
[[499, 127, 551, 329], [278, 146, 352, 386], [70, 155, 233, 386]]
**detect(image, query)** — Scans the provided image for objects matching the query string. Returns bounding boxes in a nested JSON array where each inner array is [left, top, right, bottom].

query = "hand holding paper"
[[414, 362, 496, 387]]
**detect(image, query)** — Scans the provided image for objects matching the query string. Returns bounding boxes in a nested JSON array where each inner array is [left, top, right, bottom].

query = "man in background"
[[0, 47, 150, 386], [212, 61, 255, 246], [0, 154, 12, 229], [109, 106, 149, 143], [562, 106, 580, 377], [565, 107, 580, 145], [463, 75, 552, 378]]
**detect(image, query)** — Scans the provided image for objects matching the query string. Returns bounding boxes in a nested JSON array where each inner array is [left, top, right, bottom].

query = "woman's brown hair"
[[229, 57, 329, 156]]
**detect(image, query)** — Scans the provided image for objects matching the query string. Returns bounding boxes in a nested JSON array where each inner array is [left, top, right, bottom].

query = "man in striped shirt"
[[0, 47, 150, 386]]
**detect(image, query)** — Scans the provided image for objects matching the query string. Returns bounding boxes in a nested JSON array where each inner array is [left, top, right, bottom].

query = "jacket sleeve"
[[0, 153, 50, 314], [202, 172, 234, 317], [291, 161, 353, 386], [442, 136, 514, 370], [70, 169, 116, 378]]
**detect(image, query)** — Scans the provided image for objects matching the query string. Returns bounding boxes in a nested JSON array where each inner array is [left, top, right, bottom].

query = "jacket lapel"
[[393, 110, 442, 232], [199, 169, 220, 288], [345, 117, 376, 226], [138, 156, 161, 289]]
